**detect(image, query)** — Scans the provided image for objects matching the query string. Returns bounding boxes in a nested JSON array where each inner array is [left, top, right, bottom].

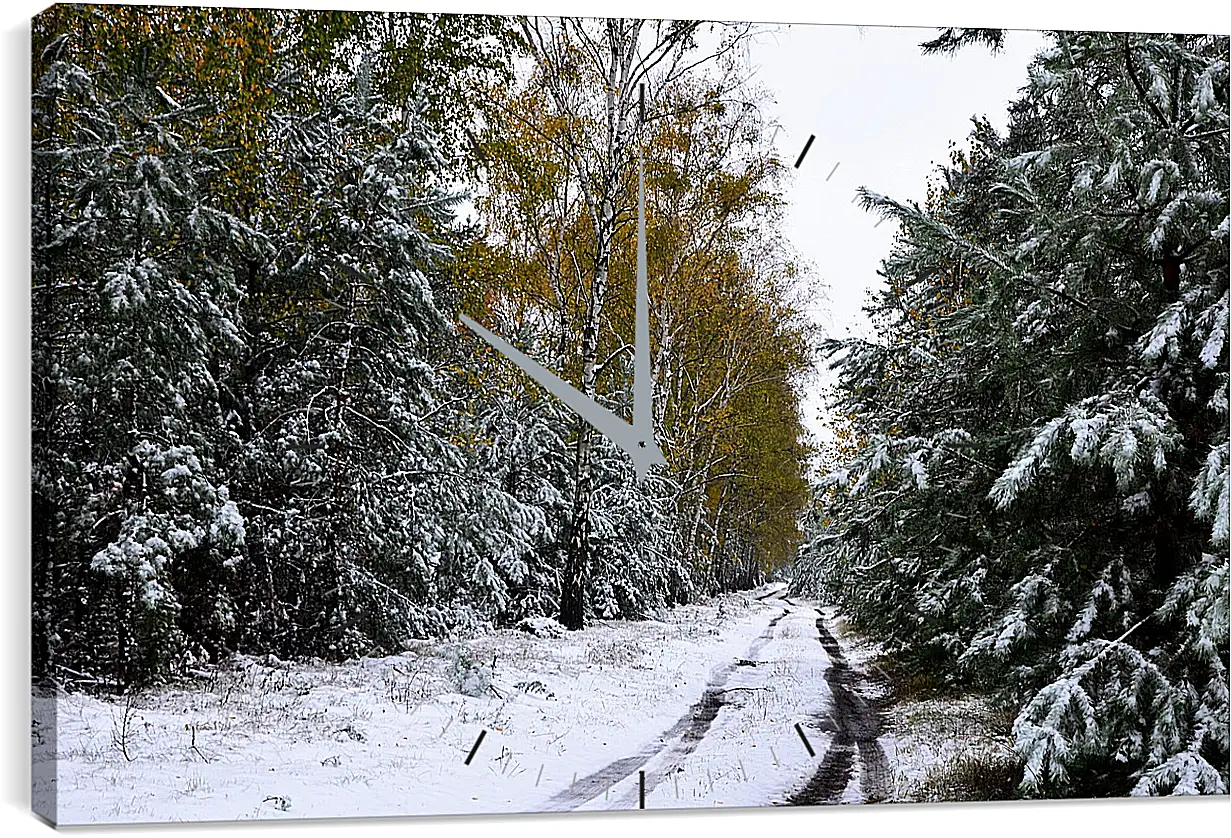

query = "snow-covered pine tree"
[[585, 425, 681, 620], [444, 356, 573, 624], [798, 30, 1228, 796], [228, 59, 557, 656], [32, 9, 550, 680], [32, 48, 259, 685]]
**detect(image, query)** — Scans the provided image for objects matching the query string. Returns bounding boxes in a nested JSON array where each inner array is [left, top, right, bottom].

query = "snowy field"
[[33, 584, 923, 825]]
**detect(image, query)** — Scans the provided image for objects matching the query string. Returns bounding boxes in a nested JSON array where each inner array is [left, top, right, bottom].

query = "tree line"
[[31, 7, 813, 688], [795, 29, 1228, 797]]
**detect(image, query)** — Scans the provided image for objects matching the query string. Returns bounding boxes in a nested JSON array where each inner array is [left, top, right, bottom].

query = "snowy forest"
[[32, 8, 811, 685], [30, 5, 1229, 813]]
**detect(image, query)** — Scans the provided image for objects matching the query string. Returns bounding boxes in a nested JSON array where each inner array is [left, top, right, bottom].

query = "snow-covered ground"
[[34, 584, 889, 825], [821, 609, 1014, 803], [882, 694, 1017, 802]]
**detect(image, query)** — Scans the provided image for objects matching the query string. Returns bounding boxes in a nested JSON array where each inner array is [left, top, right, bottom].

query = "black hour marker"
[[464, 729, 487, 765], [794, 134, 815, 168], [795, 722, 815, 757]]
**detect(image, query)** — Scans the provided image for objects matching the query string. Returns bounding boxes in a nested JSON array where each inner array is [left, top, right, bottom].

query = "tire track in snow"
[[753, 583, 786, 601], [785, 615, 889, 805], [539, 604, 791, 812]]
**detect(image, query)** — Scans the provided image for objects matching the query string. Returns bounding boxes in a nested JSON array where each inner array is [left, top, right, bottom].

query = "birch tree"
[[511, 16, 756, 628]]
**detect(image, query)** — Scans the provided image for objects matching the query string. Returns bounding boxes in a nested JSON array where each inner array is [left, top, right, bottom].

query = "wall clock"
[[28, 1, 1229, 829]]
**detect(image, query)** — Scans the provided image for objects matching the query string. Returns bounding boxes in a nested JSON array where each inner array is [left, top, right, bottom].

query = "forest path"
[[540, 591, 793, 811], [546, 583, 860, 812], [783, 613, 890, 805]]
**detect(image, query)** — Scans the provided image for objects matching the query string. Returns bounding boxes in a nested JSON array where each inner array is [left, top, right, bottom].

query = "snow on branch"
[[989, 390, 1181, 509]]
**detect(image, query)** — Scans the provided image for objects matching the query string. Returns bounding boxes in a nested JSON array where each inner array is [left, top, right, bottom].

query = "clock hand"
[[634, 139, 652, 442], [337, 259, 664, 476], [460, 92, 667, 482], [628, 87, 667, 481], [459, 313, 666, 478]]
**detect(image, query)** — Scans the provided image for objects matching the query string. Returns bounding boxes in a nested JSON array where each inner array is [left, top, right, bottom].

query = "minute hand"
[[633, 140, 652, 442], [459, 314, 667, 479]]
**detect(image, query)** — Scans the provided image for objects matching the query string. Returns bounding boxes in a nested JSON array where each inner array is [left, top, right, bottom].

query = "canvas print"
[[30, 2, 1229, 826]]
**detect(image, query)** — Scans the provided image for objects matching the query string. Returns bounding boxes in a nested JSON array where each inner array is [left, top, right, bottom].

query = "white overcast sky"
[[750, 24, 1048, 339], [743, 23, 1049, 442]]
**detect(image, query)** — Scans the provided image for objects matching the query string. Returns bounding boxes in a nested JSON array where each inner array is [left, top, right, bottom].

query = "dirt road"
[[786, 614, 890, 804]]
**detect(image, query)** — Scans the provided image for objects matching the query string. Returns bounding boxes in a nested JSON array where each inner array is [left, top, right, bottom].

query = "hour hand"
[[459, 314, 666, 480]]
